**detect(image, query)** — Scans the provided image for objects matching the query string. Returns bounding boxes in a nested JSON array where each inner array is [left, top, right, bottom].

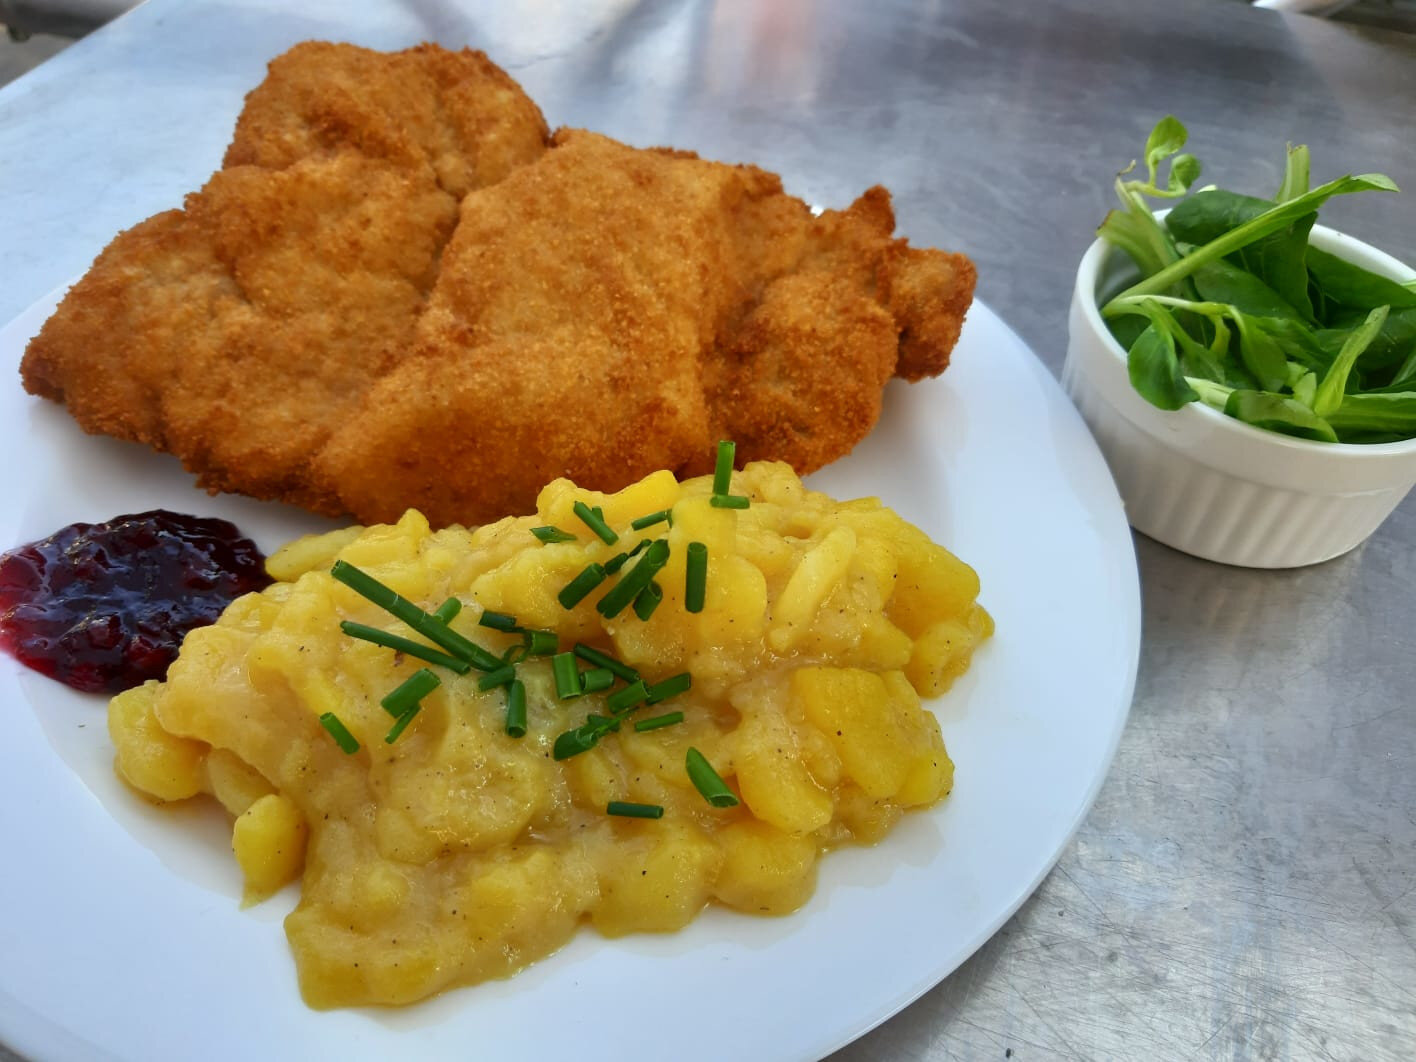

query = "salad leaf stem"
[[1275, 144, 1310, 203], [1313, 305, 1390, 417], [1097, 116, 1200, 281], [1104, 295, 1232, 318], [1186, 377, 1233, 410]]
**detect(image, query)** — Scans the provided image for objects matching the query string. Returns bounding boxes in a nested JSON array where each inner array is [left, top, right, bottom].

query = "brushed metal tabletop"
[[1, 1, 1413, 1059]]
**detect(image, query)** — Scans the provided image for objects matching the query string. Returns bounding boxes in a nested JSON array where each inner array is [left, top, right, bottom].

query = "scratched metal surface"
[[1, 1, 1414, 1059]]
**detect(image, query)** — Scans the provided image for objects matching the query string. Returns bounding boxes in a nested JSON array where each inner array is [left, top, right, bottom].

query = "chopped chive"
[[596, 539, 670, 618], [554, 725, 598, 760], [712, 439, 736, 496], [709, 494, 750, 510], [384, 704, 422, 744], [339, 621, 472, 675], [645, 672, 692, 705], [319, 712, 360, 754], [558, 562, 608, 609], [522, 628, 559, 655], [686, 747, 738, 807], [605, 538, 649, 574], [606, 538, 653, 575], [633, 580, 663, 621], [380, 668, 441, 718], [553, 652, 582, 699], [432, 598, 462, 623], [580, 667, 615, 694], [573, 643, 639, 683], [635, 711, 684, 733], [457, 640, 503, 673], [478, 664, 516, 691], [532, 525, 577, 544], [553, 710, 626, 759], [685, 542, 708, 613], [478, 609, 518, 632], [505, 679, 527, 738], [607, 800, 664, 819], [607, 679, 649, 714], [573, 500, 619, 546], [330, 561, 500, 670], [502, 643, 530, 664], [631, 509, 672, 531]]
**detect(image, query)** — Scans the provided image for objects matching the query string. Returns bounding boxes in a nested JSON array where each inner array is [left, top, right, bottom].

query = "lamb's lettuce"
[[1097, 117, 1414, 443]]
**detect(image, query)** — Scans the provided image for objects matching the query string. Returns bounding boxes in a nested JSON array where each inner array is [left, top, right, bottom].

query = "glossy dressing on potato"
[[108, 461, 991, 1008]]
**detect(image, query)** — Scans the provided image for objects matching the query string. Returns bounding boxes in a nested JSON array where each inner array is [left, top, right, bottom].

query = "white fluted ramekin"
[[1063, 224, 1416, 568]]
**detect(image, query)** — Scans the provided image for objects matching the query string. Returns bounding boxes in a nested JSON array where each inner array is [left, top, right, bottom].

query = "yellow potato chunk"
[[888, 528, 981, 637], [851, 535, 900, 605], [593, 824, 722, 935], [205, 748, 275, 816], [858, 615, 914, 670], [833, 784, 905, 844], [670, 495, 739, 556], [473, 543, 597, 636], [232, 792, 308, 903], [907, 604, 995, 697], [791, 667, 951, 803], [537, 469, 682, 532], [311, 826, 411, 934], [714, 820, 818, 914], [108, 681, 206, 802], [734, 705, 833, 835], [882, 672, 954, 806], [769, 525, 857, 652], [265, 525, 365, 582]]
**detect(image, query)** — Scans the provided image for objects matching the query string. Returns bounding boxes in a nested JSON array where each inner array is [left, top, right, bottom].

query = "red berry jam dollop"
[[0, 510, 271, 694]]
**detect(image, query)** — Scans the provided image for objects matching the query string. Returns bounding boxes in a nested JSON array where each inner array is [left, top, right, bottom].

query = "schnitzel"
[[21, 42, 974, 528], [22, 43, 974, 527]]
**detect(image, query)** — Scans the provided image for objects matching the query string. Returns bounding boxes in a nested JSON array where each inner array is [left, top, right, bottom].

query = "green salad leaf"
[[1317, 307, 1416, 371], [1191, 257, 1306, 322], [1306, 248, 1416, 315], [1224, 390, 1338, 443], [1096, 116, 1411, 444], [1326, 392, 1416, 439], [1233, 310, 1290, 392], [1167, 190, 1318, 319], [1127, 323, 1198, 410]]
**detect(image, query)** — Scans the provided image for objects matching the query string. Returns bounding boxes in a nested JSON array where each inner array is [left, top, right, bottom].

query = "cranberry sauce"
[[0, 510, 272, 694]]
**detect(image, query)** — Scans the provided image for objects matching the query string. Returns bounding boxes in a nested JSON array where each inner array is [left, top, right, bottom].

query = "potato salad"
[[108, 455, 991, 1008]]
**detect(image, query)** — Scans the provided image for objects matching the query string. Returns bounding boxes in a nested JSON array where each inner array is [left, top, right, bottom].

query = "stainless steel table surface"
[[2, 1, 1414, 1059]]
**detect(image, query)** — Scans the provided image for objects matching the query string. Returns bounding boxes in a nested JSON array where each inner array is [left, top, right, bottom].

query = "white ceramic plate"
[[0, 290, 1139, 1062]]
